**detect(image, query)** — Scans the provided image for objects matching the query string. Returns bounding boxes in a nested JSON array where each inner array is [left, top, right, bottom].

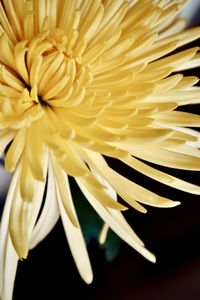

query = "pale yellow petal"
[[5, 128, 26, 172], [0, 166, 20, 300], [57, 174, 93, 284], [30, 159, 60, 249], [84, 150, 180, 209], [122, 144, 200, 171], [79, 174, 128, 211], [1, 237, 18, 300], [99, 223, 109, 245], [0, 129, 15, 157], [121, 154, 200, 195], [76, 179, 156, 263], [53, 157, 79, 227], [93, 169, 144, 246]]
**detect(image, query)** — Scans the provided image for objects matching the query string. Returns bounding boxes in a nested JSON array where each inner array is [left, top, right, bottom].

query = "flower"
[[0, 0, 200, 298]]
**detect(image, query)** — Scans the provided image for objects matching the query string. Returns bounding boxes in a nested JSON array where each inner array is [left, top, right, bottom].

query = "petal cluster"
[[0, 0, 200, 299]]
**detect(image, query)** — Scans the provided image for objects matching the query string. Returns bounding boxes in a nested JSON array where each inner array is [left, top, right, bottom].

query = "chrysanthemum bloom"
[[0, 0, 200, 298]]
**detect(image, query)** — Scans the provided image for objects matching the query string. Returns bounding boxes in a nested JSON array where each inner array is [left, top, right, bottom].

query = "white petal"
[[2, 236, 18, 300], [9, 159, 47, 258], [0, 166, 20, 300], [56, 171, 93, 284], [29, 159, 59, 249]]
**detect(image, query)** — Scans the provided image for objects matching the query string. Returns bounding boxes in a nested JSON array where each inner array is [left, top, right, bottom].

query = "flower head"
[[0, 0, 200, 299]]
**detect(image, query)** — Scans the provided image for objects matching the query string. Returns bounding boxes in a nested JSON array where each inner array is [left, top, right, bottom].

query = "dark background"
[[2, 10, 200, 300]]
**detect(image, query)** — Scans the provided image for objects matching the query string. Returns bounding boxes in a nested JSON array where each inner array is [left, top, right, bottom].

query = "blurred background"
[[0, 1, 200, 300]]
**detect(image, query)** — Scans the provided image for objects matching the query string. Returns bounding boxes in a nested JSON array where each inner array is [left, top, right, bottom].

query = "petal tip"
[[173, 201, 181, 207], [84, 272, 93, 285], [147, 251, 156, 263]]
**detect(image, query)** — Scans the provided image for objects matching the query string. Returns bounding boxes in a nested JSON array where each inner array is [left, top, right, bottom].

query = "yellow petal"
[[5, 129, 26, 172], [79, 174, 128, 211]]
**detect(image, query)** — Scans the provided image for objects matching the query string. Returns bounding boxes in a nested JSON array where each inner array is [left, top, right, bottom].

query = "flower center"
[[0, 29, 84, 129]]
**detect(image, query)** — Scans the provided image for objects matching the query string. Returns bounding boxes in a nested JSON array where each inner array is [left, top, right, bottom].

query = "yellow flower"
[[0, 0, 200, 298]]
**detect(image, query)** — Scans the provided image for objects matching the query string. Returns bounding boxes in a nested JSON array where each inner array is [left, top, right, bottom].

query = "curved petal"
[[0, 166, 20, 300], [9, 154, 48, 258], [0, 129, 15, 157], [82, 149, 180, 208], [92, 168, 144, 246], [29, 159, 59, 249], [2, 236, 18, 300], [56, 170, 93, 284], [76, 178, 155, 263], [99, 223, 109, 245]]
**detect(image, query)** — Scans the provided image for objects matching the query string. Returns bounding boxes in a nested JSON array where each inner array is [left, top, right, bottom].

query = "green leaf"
[[102, 229, 121, 261]]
